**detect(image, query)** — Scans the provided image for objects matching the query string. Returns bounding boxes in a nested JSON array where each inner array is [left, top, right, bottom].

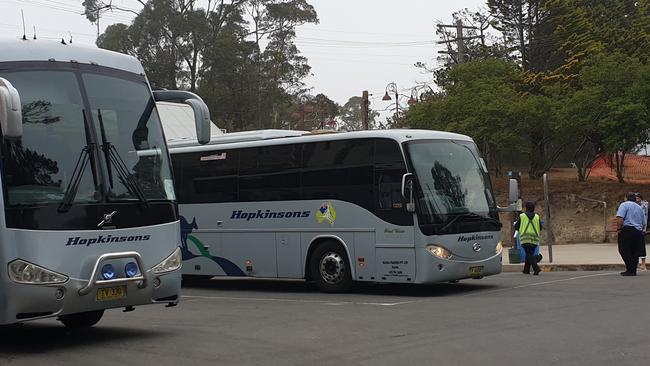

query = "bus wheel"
[[311, 241, 352, 293], [58, 310, 104, 328]]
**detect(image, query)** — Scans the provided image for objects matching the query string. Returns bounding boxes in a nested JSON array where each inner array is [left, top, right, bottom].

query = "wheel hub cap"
[[320, 252, 345, 284]]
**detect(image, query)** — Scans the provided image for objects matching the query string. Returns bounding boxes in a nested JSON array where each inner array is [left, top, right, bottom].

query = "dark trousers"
[[618, 226, 643, 274], [522, 244, 540, 274]]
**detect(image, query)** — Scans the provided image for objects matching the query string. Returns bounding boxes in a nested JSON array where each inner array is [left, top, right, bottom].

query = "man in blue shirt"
[[616, 192, 646, 276]]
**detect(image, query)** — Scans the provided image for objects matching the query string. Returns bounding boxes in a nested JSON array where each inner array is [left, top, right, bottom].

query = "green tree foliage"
[[339, 96, 379, 131], [410, 1, 650, 182], [405, 59, 524, 176], [547, 0, 650, 78], [91, 0, 320, 131], [288, 93, 340, 130], [563, 54, 650, 182]]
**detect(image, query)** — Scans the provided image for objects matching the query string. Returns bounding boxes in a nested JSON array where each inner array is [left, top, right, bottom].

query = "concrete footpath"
[[502, 243, 650, 272]]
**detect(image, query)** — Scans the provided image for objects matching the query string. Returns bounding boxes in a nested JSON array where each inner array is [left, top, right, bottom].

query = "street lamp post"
[[408, 83, 435, 106], [382, 82, 399, 121]]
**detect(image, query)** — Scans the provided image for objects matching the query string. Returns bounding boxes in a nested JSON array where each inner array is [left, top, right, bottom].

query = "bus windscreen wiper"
[[438, 212, 501, 233], [97, 109, 149, 206], [58, 144, 93, 212]]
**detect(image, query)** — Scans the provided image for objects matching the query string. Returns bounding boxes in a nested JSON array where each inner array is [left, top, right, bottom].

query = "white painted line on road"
[[181, 295, 417, 307], [509, 272, 618, 290], [456, 272, 619, 298]]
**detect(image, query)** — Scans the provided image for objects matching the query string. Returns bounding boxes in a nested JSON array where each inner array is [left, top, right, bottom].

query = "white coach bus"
[[0, 39, 210, 327], [169, 129, 518, 292]]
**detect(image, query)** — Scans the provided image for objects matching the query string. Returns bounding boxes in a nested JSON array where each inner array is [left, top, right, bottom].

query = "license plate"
[[97, 286, 126, 301], [469, 266, 484, 277]]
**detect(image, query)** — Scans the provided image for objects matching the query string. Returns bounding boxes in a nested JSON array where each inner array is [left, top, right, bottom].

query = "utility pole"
[[361, 90, 369, 130], [436, 20, 480, 64], [455, 20, 465, 63]]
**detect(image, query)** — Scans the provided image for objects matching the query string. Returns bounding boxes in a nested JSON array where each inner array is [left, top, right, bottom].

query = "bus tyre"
[[58, 310, 104, 328], [311, 242, 352, 293]]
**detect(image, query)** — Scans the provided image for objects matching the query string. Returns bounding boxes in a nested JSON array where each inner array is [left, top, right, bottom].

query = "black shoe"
[[533, 271, 540, 275], [620, 272, 636, 276], [522, 271, 530, 274]]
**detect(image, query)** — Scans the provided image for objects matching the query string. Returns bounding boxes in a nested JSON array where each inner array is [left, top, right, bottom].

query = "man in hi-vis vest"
[[514, 202, 543, 275]]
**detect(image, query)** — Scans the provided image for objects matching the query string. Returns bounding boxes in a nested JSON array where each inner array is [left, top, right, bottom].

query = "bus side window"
[[374, 139, 412, 226]]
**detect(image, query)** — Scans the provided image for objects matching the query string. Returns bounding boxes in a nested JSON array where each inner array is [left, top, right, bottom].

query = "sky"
[[0, 0, 488, 110]]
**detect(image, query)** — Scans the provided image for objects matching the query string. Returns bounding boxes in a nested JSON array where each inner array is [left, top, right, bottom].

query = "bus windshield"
[[82, 73, 174, 202], [0, 69, 174, 206], [405, 140, 497, 228]]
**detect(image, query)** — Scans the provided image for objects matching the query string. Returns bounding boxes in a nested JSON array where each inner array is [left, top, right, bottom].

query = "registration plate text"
[[97, 286, 126, 301]]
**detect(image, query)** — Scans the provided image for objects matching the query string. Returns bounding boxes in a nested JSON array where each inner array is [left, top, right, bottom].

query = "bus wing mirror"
[[499, 178, 520, 212], [184, 98, 210, 145], [0, 77, 23, 139], [401, 173, 416, 213], [508, 178, 519, 204], [153, 90, 211, 145]]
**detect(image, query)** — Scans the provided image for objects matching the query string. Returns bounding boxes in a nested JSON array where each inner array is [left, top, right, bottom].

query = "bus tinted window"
[[302, 139, 374, 210], [374, 139, 411, 225], [239, 145, 301, 202], [173, 150, 239, 203], [172, 138, 411, 225]]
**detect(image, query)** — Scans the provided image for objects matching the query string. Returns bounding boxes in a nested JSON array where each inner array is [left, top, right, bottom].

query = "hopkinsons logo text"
[[66, 235, 151, 246], [231, 209, 310, 221]]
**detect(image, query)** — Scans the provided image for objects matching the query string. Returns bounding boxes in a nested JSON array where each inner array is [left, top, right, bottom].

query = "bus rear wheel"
[[310, 241, 352, 293], [58, 310, 104, 328]]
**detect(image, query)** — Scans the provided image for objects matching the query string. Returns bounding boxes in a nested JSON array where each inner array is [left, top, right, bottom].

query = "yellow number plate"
[[97, 286, 126, 301], [469, 266, 484, 277]]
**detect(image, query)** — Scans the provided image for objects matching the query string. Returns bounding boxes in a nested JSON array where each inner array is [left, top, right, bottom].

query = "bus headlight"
[[425, 245, 452, 260], [152, 247, 182, 274], [8, 259, 69, 285], [495, 241, 503, 254]]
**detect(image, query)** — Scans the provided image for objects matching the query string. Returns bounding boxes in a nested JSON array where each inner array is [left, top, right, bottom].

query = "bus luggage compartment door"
[[375, 248, 415, 283], [276, 233, 301, 278]]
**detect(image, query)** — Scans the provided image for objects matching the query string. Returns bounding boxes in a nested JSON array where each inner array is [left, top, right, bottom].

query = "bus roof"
[[169, 128, 474, 154], [0, 38, 144, 74]]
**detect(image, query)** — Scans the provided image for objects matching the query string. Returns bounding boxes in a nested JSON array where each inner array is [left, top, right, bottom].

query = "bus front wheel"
[[58, 310, 104, 328], [310, 241, 352, 293]]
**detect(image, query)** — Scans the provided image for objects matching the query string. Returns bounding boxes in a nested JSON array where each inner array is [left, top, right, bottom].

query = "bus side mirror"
[[401, 173, 416, 213], [0, 77, 23, 139], [185, 98, 210, 145], [153, 90, 211, 145], [508, 178, 519, 204], [499, 178, 520, 212]]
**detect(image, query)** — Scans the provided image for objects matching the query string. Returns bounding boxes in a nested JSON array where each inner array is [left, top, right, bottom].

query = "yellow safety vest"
[[519, 213, 541, 245]]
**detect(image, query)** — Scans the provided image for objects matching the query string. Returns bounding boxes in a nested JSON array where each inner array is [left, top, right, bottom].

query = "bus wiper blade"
[[438, 214, 462, 233], [438, 212, 501, 233], [58, 144, 94, 213], [97, 109, 149, 206], [105, 143, 149, 206]]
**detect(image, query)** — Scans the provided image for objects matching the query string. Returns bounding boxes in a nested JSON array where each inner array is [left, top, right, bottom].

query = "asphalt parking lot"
[[2, 271, 649, 366]]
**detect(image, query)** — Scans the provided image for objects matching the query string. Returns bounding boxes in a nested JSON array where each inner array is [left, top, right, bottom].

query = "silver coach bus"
[[169, 129, 518, 292], [0, 39, 210, 327]]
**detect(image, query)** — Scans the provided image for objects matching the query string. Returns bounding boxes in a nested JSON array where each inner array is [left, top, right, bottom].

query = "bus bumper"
[[414, 251, 503, 284], [0, 268, 180, 325]]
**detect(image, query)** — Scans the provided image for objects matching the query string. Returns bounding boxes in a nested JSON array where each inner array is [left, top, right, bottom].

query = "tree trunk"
[[615, 151, 626, 183]]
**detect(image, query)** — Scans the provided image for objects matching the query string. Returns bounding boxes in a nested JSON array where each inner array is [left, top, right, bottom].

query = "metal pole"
[[603, 202, 608, 242], [395, 90, 399, 120], [543, 173, 553, 262]]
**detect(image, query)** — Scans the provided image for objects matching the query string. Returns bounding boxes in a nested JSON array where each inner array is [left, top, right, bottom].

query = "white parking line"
[[509, 272, 618, 289], [181, 294, 417, 307], [182, 272, 620, 307], [457, 271, 620, 298]]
